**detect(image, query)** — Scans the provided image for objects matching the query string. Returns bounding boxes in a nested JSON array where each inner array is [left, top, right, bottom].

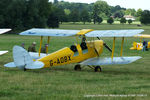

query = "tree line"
[[0, 0, 150, 31], [55, 0, 150, 25], [0, 0, 59, 30]]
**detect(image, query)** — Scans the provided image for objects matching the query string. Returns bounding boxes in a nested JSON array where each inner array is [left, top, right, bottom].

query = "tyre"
[[74, 64, 81, 71], [95, 66, 102, 72]]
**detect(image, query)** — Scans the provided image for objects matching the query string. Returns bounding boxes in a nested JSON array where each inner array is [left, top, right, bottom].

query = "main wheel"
[[94, 66, 102, 72], [74, 64, 81, 71]]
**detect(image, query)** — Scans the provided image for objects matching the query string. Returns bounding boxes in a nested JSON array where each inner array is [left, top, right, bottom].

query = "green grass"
[[0, 24, 150, 100]]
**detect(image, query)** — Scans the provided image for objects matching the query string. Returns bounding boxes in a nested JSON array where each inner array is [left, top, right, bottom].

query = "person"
[[41, 44, 48, 53], [80, 36, 87, 50], [81, 36, 86, 43], [142, 40, 147, 51], [21, 43, 25, 49], [28, 42, 36, 52]]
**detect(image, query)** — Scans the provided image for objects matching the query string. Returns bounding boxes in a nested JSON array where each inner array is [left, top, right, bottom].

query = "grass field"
[[0, 24, 150, 100]]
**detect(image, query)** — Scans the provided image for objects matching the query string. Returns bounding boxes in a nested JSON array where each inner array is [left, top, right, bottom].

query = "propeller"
[[97, 37, 112, 52]]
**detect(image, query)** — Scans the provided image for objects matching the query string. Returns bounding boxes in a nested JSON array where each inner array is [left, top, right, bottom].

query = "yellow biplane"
[[0, 29, 11, 56], [4, 29, 144, 72], [130, 34, 150, 50]]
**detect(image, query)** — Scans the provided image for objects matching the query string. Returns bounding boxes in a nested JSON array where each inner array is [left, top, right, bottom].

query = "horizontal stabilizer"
[[80, 56, 142, 66], [25, 61, 44, 69], [29, 52, 47, 60], [0, 51, 8, 55], [4, 62, 16, 68]]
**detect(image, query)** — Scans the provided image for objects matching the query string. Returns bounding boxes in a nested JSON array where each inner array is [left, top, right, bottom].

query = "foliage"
[[47, 6, 59, 28], [120, 17, 126, 24], [93, 0, 110, 24], [24, 0, 51, 29], [128, 19, 133, 24], [64, 9, 71, 15], [107, 17, 114, 24], [110, 5, 126, 13], [125, 8, 136, 16], [0, 0, 59, 30], [137, 8, 143, 17], [96, 17, 103, 24], [54, 0, 58, 4], [80, 9, 91, 24], [140, 10, 150, 25], [114, 10, 124, 18], [69, 9, 80, 23], [56, 1, 94, 13]]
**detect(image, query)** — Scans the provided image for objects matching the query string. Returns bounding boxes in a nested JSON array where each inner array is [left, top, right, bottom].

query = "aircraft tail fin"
[[4, 46, 44, 70]]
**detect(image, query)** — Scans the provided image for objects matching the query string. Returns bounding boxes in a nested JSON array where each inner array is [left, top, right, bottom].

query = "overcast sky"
[[49, 0, 150, 10]]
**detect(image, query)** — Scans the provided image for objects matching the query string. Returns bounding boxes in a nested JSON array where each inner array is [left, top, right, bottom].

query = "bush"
[[97, 17, 103, 24], [128, 19, 132, 24], [107, 17, 114, 24], [140, 10, 150, 25], [120, 17, 126, 24]]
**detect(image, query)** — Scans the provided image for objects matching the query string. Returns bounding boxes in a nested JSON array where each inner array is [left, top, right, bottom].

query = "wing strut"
[[39, 36, 43, 56], [111, 37, 116, 60], [46, 36, 50, 54], [120, 37, 124, 56]]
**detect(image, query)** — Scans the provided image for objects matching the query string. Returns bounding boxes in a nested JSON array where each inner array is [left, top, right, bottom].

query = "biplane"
[[0, 29, 11, 55], [130, 34, 150, 50], [4, 29, 144, 72]]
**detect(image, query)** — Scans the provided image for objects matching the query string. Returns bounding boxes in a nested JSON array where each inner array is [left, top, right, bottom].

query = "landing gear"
[[74, 64, 81, 71], [94, 66, 102, 72]]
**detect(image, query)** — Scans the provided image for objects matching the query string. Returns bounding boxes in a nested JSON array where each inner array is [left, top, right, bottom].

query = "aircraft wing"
[[0, 51, 8, 55], [19, 29, 144, 37], [19, 28, 80, 36], [134, 34, 150, 38], [0, 29, 11, 34], [85, 29, 144, 37], [80, 56, 142, 66]]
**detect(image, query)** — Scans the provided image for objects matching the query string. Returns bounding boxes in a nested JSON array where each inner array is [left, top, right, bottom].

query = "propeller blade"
[[104, 43, 112, 52], [97, 37, 112, 52]]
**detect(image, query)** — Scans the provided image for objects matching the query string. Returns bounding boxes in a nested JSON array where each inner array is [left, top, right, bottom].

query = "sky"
[[49, 0, 150, 10]]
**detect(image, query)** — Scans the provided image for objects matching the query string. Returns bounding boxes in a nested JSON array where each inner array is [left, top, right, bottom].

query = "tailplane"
[[4, 46, 44, 70]]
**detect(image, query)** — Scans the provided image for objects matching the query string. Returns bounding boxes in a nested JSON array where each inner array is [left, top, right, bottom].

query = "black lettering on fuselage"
[[64, 56, 67, 62], [68, 55, 71, 61], [57, 58, 60, 64], [60, 57, 64, 63], [50, 60, 53, 66], [49, 55, 72, 66]]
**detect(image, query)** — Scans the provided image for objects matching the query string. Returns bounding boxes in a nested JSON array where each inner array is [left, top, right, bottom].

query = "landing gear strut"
[[74, 64, 81, 71], [94, 66, 102, 72]]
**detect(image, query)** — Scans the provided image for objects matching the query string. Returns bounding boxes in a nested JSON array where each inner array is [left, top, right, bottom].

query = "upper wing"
[[80, 56, 141, 66], [85, 29, 144, 37], [0, 29, 11, 34], [19, 29, 144, 37], [19, 28, 80, 36]]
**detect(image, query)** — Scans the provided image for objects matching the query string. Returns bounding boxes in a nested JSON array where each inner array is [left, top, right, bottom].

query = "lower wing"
[[80, 56, 141, 66]]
